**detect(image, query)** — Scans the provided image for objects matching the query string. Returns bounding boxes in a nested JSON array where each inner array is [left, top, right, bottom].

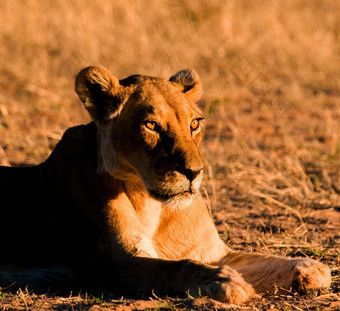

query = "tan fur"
[[0, 66, 331, 303]]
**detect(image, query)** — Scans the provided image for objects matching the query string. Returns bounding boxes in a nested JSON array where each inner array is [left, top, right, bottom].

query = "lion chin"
[[148, 188, 195, 209], [163, 191, 195, 209]]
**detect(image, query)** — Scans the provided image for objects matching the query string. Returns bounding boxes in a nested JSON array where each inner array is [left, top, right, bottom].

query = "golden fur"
[[0, 66, 331, 303]]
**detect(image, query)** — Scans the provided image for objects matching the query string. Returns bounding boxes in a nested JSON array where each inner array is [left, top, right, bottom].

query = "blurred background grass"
[[1, 0, 340, 165]]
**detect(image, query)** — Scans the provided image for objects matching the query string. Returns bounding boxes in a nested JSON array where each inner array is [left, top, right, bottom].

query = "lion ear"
[[75, 66, 127, 122], [169, 69, 203, 102]]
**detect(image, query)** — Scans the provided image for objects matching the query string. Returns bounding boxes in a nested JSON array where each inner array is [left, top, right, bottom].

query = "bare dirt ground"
[[1, 0, 340, 309]]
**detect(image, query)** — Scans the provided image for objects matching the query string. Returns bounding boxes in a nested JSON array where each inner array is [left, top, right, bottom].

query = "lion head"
[[75, 66, 205, 207]]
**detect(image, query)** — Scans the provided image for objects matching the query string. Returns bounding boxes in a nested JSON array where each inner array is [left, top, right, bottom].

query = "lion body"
[[0, 67, 331, 302]]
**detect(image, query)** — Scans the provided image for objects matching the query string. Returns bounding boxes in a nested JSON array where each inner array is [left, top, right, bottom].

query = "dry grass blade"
[[250, 190, 304, 223]]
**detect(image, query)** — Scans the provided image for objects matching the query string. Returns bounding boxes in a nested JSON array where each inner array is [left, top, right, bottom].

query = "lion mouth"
[[148, 189, 195, 202]]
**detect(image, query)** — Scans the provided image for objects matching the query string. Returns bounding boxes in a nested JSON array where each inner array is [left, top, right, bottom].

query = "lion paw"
[[200, 266, 255, 303], [293, 259, 332, 293]]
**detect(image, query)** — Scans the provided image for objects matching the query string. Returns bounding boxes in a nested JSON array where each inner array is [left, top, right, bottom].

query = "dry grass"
[[0, 0, 340, 309]]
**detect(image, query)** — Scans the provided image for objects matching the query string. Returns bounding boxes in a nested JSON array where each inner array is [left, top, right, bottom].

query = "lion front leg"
[[105, 257, 255, 303], [218, 251, 331, 294]]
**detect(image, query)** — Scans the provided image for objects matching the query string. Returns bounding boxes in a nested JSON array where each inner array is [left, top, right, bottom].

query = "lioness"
[[0, 66, 331, 303]]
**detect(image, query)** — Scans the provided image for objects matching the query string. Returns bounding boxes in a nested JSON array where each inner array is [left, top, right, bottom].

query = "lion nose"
[[177, 167, 203, 182]]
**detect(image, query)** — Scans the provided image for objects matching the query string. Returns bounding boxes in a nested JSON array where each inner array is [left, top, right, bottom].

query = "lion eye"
[[190, 119, 200, 131], [145, 121, 158, 131]]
